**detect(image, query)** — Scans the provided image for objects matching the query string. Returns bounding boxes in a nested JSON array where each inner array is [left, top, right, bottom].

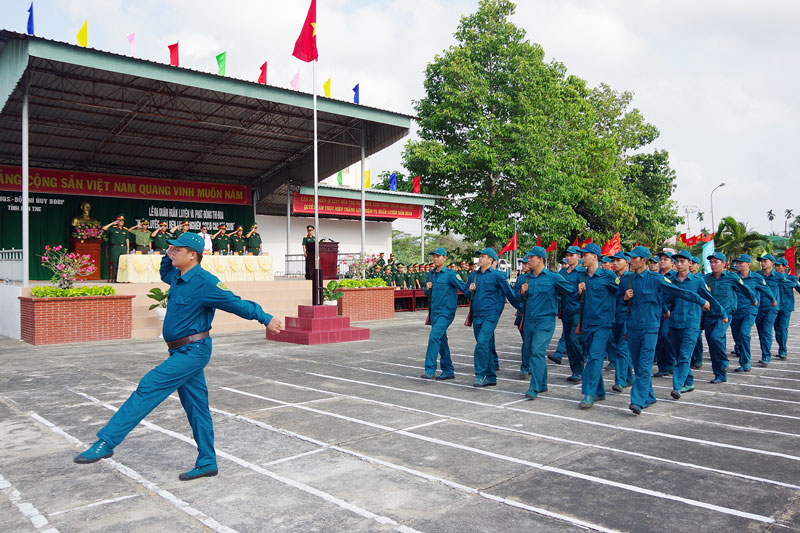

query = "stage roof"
[[0, 30, 413, 215]]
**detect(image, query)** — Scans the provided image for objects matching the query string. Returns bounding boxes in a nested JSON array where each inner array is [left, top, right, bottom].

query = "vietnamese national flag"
[[258, 62, 267, 84], [679, 233, 688, 245], [702, 233, 715, 243], [292, 0, 318, 62], [605, 233, 621, 255], [168, 42, 179, 66], [412, 175, 421, 194], [786, 246, 796, 276], [579, 237, 593, 248], [546, 240, 557, 253], [686, 235, 698, 246], [499, 233, 517, 255]]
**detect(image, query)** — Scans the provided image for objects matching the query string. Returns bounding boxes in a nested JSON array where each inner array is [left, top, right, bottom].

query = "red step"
[[267, 305, 370, 345]]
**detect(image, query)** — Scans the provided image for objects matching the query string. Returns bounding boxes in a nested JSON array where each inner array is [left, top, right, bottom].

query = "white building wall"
[[0, 284, 21, 339], [255, 215, 392, 276]]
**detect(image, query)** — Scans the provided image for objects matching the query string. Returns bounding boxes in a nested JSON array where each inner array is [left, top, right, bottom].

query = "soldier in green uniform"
[[246, 224, 262, 255], [212, 225, 230, 255], [393, 264, 407, 289], [459, 261, 470, 282], [230, 226, 246, 255], [102, 215, 130, 282], [302, 225, 315, 280], [387, 254, 396, 271], [127, 220, 152, 253], [376, 253, 386, 269], [382, 265, 394, 286], [151, 222, 170, 253], [171, 221, 190, 238]]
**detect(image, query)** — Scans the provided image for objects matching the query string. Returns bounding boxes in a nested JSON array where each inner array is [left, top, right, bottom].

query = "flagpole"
[[312, 59, 321, 304]]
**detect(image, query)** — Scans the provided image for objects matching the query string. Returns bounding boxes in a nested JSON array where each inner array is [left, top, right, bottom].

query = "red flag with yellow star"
[[292, 0, 318, 62]]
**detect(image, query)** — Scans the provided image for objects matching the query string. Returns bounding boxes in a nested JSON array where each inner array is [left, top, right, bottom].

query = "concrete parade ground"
[[1, 306, 799, 533]]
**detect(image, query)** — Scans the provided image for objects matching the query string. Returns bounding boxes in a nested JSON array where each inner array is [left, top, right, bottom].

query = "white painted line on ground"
[[262, 448, 326, 467], [0, 473, 58, 531], [223, 384, 800, 491], [28, 413, 238, 533], [48, 494, 139, 517], [759, 375, 800, 383], [63, 392, 424, 533], [304, 372, 800, 462], [217, 386, 774, 523]]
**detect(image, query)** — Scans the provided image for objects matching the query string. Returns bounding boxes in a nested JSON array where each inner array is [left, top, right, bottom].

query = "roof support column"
[[420, 207, 425, 264], [22, 84, 29, 287], [286, 182, 291, 259], [360, 122, 366, 277]]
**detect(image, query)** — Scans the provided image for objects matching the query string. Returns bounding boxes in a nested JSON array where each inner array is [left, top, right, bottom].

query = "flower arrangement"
[[39, 245, 97, 289], [345, 254, 379, 280], [72, 222, 103, 242]]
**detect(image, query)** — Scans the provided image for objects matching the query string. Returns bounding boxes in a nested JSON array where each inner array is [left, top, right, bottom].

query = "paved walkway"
[[1, 307, 799, 532]]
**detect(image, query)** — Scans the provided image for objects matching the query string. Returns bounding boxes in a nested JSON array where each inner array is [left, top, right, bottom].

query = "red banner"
[[292, 192, 421, 219], [0, 165, 250, 205]]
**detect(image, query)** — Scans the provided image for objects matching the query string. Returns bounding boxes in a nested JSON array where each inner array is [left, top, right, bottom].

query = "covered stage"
[[0, 29, 413, 340]]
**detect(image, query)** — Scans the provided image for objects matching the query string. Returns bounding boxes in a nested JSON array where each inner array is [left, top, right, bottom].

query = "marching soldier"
[[703, 252, 757, 383], [102, 215, 130, 282], [755, 254, 791, 366], [730, 254, 776, 372], [151, 222, 170, 253], [610, 251, 634, 392], [421, 248, 467, 380], [555, 246, 585, 382], [514, 254, 532, 378]]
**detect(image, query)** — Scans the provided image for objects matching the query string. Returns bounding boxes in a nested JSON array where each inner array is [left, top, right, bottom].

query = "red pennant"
[[412, 175, 421, 194], [168, 42, 179, 67], [786, 247, 796, 276], [702, 233, 715, 242], [572, 237, 579, 247], [536, 235, 542, 247], [546, 240, 557, 253], [292, 0, 318, 62], [258, 62, 267, 84], [499, 233, 517, 255]]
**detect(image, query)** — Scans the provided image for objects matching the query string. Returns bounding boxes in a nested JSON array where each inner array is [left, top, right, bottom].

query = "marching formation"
[[421, 245, 800, 415]]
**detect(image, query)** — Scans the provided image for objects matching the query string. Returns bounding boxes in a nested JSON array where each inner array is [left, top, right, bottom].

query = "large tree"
[[402, 0, 679, 248]]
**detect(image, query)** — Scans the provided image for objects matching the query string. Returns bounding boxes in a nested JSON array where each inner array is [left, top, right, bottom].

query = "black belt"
[[166, 331, 210, 349]]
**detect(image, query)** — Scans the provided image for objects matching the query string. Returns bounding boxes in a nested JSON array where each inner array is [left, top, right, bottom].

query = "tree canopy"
[[401, 0, 680, 249]]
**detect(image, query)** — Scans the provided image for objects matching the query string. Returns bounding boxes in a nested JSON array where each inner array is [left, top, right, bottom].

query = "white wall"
[[255, 215, 393, 275], [0, 284, 21, 339]]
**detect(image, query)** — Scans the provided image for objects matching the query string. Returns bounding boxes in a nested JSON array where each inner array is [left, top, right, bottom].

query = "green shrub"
[[31, 285, 116, 298], [338, 278, 387, 289]]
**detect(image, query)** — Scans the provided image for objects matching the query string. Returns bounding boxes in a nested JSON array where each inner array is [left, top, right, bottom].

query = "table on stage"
[[116, 254, 274, 283]]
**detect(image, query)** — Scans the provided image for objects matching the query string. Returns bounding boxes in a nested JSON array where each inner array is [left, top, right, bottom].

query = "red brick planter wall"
[[337, 287, 394, 322], [19, 295, 135, 345]]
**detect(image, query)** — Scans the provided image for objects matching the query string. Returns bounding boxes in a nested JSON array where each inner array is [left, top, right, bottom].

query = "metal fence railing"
[[284, 252, 365, 279], [0, 249, 23, 282]]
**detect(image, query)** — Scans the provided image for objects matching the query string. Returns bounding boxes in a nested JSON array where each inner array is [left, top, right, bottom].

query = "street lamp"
[[710, 182, 726, 234]]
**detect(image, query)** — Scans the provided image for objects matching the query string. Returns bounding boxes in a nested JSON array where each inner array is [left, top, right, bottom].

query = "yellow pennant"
[[76, 20, 88, 47], [365, 169, 371, 188], [323, 77, 331, 98]]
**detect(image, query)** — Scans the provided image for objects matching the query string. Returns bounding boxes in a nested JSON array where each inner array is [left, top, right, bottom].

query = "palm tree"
[[767, 209, 775, 234], [786, 209, 795, 236], [714, 216, 767, 259]]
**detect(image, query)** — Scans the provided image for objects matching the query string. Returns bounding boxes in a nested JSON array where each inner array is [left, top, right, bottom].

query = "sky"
[[2, 0, 798, 238]]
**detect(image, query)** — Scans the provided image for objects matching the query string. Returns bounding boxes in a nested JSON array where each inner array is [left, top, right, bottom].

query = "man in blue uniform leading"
[[74, 232, 282, 480], [421, 247, 467, 380], [465, 247, 518, 387]]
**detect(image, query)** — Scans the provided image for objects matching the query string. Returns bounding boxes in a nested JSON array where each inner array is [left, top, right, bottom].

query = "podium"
[[305, 241, 339, 280], [70, 237, 102, 280]]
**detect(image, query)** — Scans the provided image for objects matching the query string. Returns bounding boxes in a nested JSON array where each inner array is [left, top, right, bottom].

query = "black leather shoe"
[[420, 374, 435, 379], [435, 374, 454, 380], [179, 465, 218, 481], [629, 404, 642, 415]]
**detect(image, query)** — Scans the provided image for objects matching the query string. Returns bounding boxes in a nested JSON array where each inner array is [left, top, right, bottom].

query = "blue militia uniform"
[[422, 267, 467, 377], [577, 269, 620, 399], [513, 272, 530, 375], [558, 265, 586, 379], [703, 271, 756, 381], [655, 271, 678, 375], [668, 274, 724, 392], [756, 270, 792, 363], [464, 268, 518, 383], [731, 272, 776, 370], [611, 277, 634, 389], [515, 269, 574, 394], [96, 256, 273, 470], [617, 270, 706, 409], [775, 274, 800, 357]]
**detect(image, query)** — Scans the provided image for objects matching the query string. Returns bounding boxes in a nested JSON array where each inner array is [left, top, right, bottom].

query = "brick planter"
[[337, 287, 394, 321], [19, 295, 135, 345]]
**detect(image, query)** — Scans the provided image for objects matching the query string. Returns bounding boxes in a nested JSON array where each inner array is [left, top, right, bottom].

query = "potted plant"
[[322, 280, 344, 306], [147, 287, 169, 319]]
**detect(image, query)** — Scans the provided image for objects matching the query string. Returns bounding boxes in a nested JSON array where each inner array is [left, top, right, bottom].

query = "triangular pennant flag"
[[337, 170, 343, 185], [127, 32, 136, 57], [499, 233, 518, 255], [365, 170, 371, 188], [389, 172, 397, 191], [258, 62, 267, 84], [323, 77, 331, 98], [572, 237, 579, 247], [546, 240, 557, 253], [353, 83, 359, 104], [536, 235, 542, 247], [216, 52, 227, 76], [412, 175, 421, 194], [290, 70, 300, 90], [27, 3, 34, 35], [168, 42, 179, 66], [292, 0, 318, 62], [76, 20, 88, 47]]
